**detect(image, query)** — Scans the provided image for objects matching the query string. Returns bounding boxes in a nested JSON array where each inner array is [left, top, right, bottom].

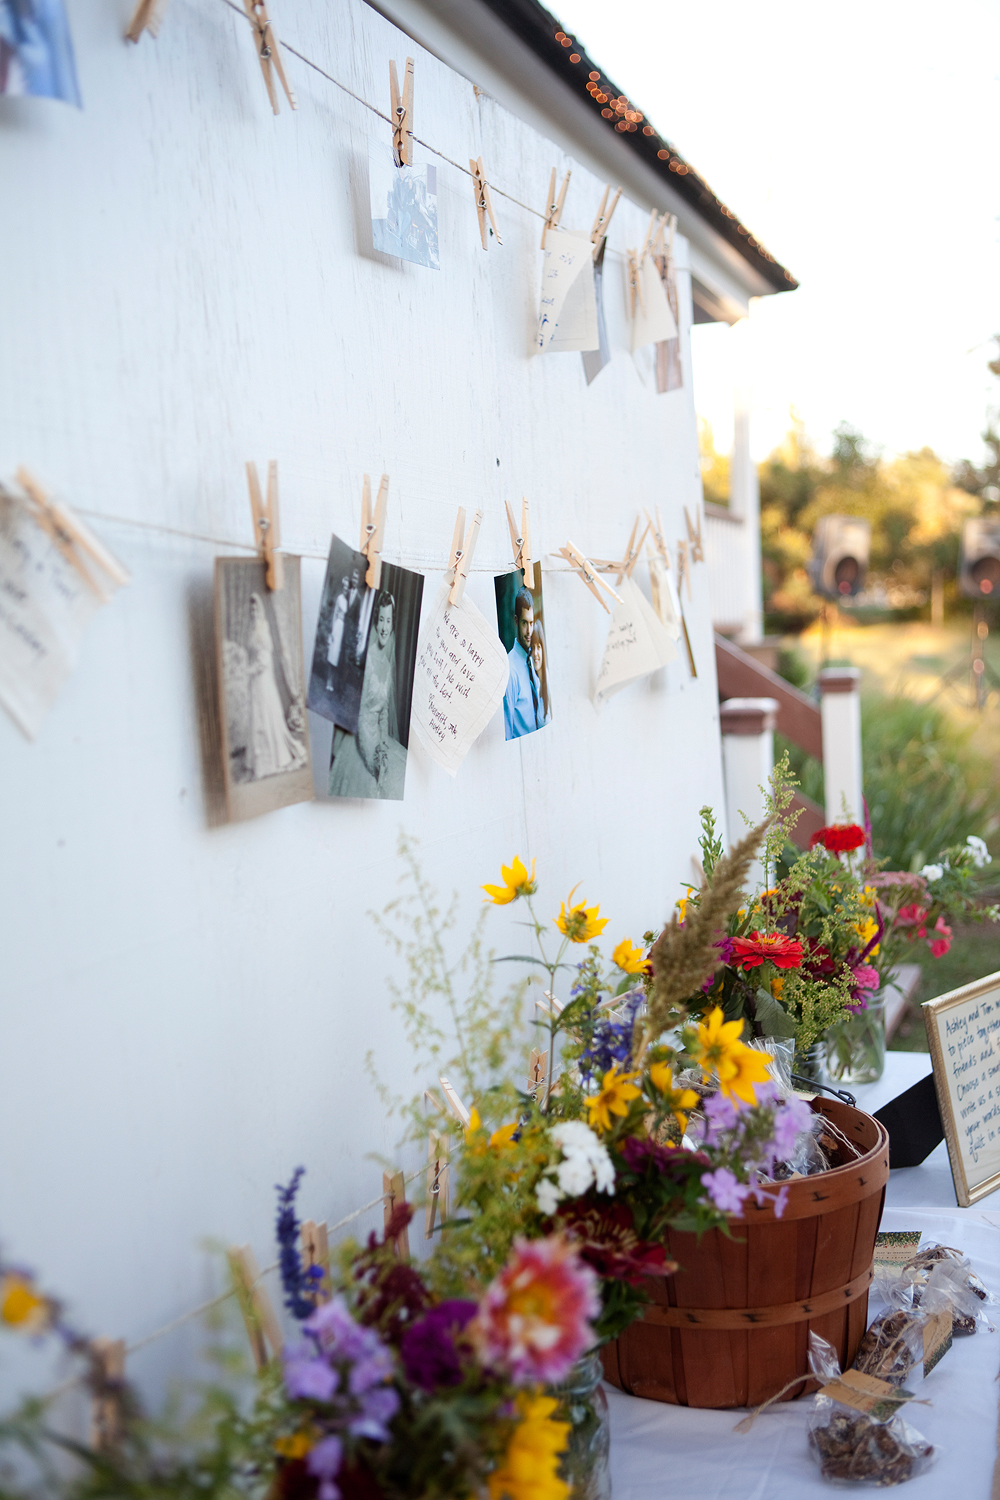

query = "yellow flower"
[[489, 1393, 571, 1500], [675, 885, 696, 923], [648, 1063, 699, 1130], [693, 1007, 746, 1087], [584, 1065, 642, 1132], [0, 1275, 47, 1333], [612, 937, 646, 974], [770, 974, 785, 1001], [483, 856, 537, 905], [466, 1109, 519, 1148], [855, 915, 880, 956], [716, 1044, 772, 1106], [275, 1430, 316, 1459], [490, 1121, 520, 1148], [554, 885, 609, 943]]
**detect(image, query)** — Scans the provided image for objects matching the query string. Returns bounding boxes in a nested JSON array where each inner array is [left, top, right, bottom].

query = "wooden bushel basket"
[[601, 1098, 890, 1409]]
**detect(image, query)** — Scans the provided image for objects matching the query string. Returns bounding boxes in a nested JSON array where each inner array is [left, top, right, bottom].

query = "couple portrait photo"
[[494, 570, 552, 741]]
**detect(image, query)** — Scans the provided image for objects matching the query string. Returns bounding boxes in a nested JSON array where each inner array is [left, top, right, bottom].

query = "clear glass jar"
[[823, 992, 886, 1085], [548, 1352, 611, 1500]]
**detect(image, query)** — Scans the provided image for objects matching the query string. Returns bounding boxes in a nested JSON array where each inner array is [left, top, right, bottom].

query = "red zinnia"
[[810, 824, 865, 854], [729, 931, 804, 970]]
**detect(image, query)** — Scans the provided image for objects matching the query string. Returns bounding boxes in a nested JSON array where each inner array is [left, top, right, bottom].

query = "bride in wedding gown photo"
[[328, 588, 407, 800]]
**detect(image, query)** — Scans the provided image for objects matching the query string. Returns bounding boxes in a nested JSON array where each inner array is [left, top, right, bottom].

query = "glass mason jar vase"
[[823, 992, 886, 1086], [549, 1352, 612, 1500]]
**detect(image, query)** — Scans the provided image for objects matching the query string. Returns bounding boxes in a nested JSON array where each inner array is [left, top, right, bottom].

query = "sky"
[[554, 0, 1000, 466]]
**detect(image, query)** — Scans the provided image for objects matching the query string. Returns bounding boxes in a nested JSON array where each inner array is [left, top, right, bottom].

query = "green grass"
[[890, 921, 1000, 1052]]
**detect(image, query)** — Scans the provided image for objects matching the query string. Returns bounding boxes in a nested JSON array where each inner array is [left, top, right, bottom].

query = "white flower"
[[967, 836, 991, 868], [536, 1178, 562, 1216], [920, 863, 944, 882], [556, 1156, 593, 1197], [548, 1120, 615, 1198]]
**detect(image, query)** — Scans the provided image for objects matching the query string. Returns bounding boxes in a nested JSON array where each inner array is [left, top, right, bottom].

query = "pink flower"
[[928, 915, 952, 958], [896, 903, 929, 938], [470, 1236, 598, 1386]]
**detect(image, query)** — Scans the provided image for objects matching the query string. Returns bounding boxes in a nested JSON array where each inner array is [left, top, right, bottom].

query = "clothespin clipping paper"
[[505, 497, 535, 590], [89, 1338, 126, 1452], [242, 0, 296, 114], [591, 515, 650, 586], [447, 506, 483, 608], [246, 460, 283, 591], [470, 157, 502, 249], [300, 1219, 330, 1304], [360, 473, 389, 590], [125, 0, 168, 41], [684, 505, 705, 563], [382, 1171, 411, 1261], [540, 166, 571, 249], [589, 184, 621, 259], [425, 1132, 450, 1240], [390, 57, 414, 167], [558, 541, 622, 614]]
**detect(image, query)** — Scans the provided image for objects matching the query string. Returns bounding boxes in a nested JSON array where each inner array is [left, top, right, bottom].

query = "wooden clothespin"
[[645, 505, 671, 568], [504, 497, 534, 590], [242, 1, 295, 114], [438, 1075, 472, 1129], [589, 185, 622, 258], [534, 990, 564, 1019], [469, 157, 501, 249], [382, 1171, 411, 1261], [390, 57, 414, 167], [558, 542, 622, 614], [88, 1338, 126, 1452], [540, 167, 571, 249], [626, 249, 646, 320], [677, 537, 692, 601], [424, 1132, 450, 1240], [300, 1220, 330, 1305], [528, 1048, 547, 1096], [246, 460, 282, 591], [639, 209, 668, 268], [447, 506, 482, 608], [684, 505, 704, 563], [592, 515, 650, 585], [360, 473, 389, 590], [226, 1245, 283, 1370], [125, 0, 168, 41], [12, 468, 129, 603]]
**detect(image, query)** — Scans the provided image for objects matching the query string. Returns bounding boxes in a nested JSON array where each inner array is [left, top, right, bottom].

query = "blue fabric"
[[503, 641, 542, 740]]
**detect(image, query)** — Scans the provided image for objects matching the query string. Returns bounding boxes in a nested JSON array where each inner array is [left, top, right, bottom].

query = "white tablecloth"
[[608, 1051, 1000, 1497]]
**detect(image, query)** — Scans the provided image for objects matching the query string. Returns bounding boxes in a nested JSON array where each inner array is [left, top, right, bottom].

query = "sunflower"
[[483, 856, 537, 905], [584, 1066, 642, 1132]]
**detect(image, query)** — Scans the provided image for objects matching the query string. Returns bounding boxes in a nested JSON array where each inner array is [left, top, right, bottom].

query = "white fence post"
[[720, 697, 777, 884], [818, 667, 863, 824]]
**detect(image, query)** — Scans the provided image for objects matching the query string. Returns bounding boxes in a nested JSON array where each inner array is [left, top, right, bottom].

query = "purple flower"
[[308, 1435, 344, 1500], [400, 1299, 477, 1390], [348, 1383, 399, 1439], [283, 1346, 338, 1401], [347, 1342, 395, 1395], [771, 1095, 814, 1160], [275, 1167, 315, 1322], [701, 1167, 751, 1214], [305, 1296, 372, 1361]]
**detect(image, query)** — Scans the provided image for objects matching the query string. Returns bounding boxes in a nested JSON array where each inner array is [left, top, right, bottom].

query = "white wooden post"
[[720, 697, 777, 885], [819, 667, 863, 824], [729, 313, 763, 646]]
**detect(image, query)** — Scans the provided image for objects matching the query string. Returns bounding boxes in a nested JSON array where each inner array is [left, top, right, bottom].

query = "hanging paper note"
[[0, 484, 126, 738], [0, 0, 81, 106], [655, 254, 683, 392], [648, 554, 682, 640], [411, 581, 509, 775], [631, 255, 677, 353], [369, 139, 440, 270], [594, 576, 677, 707], [581, 239, 611, 383], [537, 227, 594, 351]]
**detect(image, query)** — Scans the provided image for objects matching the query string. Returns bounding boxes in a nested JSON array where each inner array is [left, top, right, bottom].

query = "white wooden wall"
[[0, 0, 724, 1398]]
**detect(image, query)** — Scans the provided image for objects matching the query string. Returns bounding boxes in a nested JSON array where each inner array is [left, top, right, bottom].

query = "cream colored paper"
[[594, 575, 678, 706], [537, 227, 595, 351], [411, 581, 509, 774], [0, 488, 124, 739], [648, 554, 682, 640], [631, 254, 678, 352]]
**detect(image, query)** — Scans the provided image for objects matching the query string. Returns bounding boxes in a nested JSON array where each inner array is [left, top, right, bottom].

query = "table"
[[607, 1050, 1000, 1497]]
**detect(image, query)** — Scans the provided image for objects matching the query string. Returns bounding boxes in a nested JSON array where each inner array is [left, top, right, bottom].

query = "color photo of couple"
[[494, 571, 551, 740]]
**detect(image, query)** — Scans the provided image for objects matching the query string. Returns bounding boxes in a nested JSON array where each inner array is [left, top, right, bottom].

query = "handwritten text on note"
[[410, 582, 508, 775]]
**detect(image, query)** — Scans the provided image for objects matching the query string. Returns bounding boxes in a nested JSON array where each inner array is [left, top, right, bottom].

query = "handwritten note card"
[[410, 582, 509, 775], [594, 575, 678, 707], [537, 227, 596, 352], [631, 254, 678, 353], [0, 488, 124, 739], [924, 973, 1000, 1205], [648, 555, 682, 640]]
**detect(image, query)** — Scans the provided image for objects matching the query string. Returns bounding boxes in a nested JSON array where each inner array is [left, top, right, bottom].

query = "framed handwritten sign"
[[923, 972, 1000, 1205]]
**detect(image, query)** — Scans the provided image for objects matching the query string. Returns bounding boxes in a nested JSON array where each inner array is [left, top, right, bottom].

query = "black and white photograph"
[[369, 139, 440, 270], [328, 559, 423, 801], [0, 0, 81, 105], [307, 534, 375, 734], [214, 557, 313, 821], [494, 569, 551, 742]]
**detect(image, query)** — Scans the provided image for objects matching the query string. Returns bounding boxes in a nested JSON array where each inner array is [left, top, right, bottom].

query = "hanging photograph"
[[214, 557, 313, 821], [0, 0, 81, 105], [494, 569, 551, 741], [307, 534, 375, 734], [369, 139, 440, 270], [328, 560, 424, 801]]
